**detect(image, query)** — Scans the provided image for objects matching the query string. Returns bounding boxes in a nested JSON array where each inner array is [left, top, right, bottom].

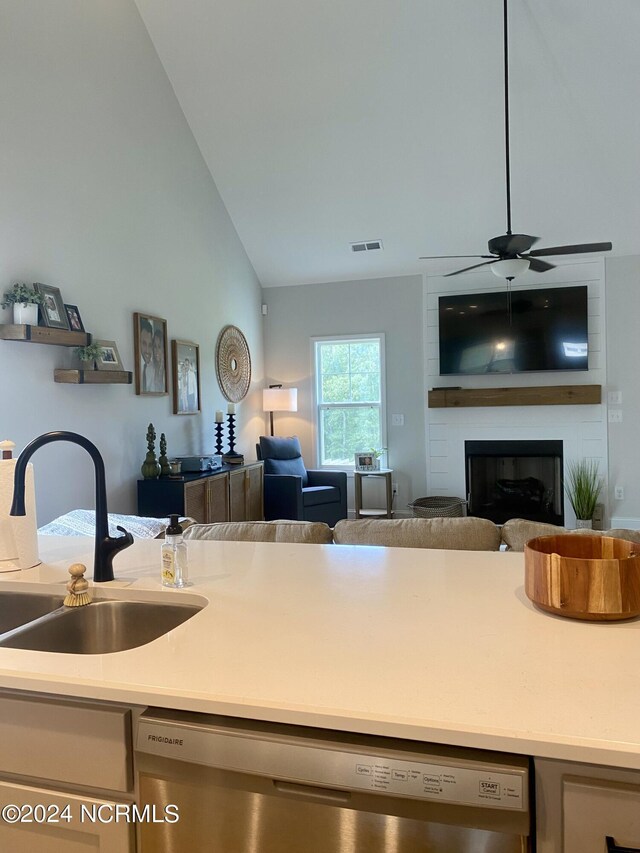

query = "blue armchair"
[[257, 436, 347, 526]]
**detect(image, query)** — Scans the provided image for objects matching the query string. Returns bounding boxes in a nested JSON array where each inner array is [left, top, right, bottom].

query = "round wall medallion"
[[215, 325, 252, 402]]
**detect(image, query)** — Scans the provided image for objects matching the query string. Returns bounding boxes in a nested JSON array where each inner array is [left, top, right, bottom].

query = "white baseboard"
[[610, 516, 640, 530]]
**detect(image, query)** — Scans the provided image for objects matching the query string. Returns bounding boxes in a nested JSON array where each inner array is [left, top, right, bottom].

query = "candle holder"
[[222, 413, 244, 465], [214, 421, 224, 456]]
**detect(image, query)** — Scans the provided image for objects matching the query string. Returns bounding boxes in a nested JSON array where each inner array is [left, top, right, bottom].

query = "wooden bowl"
[[524, 534, 640, 621]]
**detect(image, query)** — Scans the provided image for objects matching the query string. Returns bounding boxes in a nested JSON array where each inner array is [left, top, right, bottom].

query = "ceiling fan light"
[[490, 258, 530, 278]]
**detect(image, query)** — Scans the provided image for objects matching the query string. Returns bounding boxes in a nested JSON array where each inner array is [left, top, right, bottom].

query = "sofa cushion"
[[501, 519, 640, 551], [184, 520, 333, 544], [259, 435, 308, 486], [500, 518, 567, 551], [333, 517, 500, 551]]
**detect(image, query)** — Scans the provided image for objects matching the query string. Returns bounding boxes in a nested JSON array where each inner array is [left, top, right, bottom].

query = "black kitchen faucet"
[[10, 431, 133, 582]]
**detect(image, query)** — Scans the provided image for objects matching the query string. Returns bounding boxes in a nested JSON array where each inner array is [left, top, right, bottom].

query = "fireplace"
[[465, 440, 564, 526]]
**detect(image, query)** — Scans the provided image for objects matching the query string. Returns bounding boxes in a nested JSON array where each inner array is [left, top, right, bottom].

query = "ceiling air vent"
[[351, 240, 383, 253]]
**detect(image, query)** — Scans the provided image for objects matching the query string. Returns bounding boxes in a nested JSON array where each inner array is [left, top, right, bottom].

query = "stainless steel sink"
[[0, 598, 203, 654], [0, 591, 65, 634]]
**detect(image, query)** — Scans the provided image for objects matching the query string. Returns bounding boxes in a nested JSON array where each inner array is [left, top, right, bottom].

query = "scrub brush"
[[63, 563, 92, 607]]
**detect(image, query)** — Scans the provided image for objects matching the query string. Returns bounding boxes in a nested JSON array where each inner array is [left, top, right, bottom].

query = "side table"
[[354, 468, 394, 519]]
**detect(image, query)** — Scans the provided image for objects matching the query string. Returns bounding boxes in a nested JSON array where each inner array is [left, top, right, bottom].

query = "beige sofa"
[[183, 516, 640, 551]]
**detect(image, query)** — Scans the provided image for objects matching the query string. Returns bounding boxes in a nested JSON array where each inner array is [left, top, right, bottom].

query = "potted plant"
[[565, 459, 603, 529], [1, 283, 43, 326], [369, 447, 387, 471], [73, 342, 104, 370]]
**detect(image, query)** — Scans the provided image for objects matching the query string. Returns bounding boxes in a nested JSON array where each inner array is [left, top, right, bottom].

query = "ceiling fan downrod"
[[503, 0, 512, 236]]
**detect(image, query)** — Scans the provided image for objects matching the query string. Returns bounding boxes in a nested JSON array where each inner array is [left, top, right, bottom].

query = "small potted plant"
[[369, 447, 387, 471], [73, 342, 104, 370], [565, 459, 603, 529], [1, 283, 43, 326]]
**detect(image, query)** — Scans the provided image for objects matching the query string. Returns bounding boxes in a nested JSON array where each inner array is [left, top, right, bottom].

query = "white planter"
[[13, 303, 39, 325], [575, 518, 593, 530]]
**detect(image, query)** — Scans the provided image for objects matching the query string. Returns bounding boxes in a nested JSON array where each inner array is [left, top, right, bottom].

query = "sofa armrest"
[[306, 470, 348, 517], [263, 474, 305, 521], [306, 470, 347, 488]]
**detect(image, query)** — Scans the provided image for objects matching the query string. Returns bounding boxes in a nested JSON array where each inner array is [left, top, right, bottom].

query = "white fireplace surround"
[[424, 260, 608, 529]]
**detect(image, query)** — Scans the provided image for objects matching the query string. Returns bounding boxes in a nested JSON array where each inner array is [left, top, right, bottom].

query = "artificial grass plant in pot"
[[1, 282, 43, 326], [565, 459, 603, 529]]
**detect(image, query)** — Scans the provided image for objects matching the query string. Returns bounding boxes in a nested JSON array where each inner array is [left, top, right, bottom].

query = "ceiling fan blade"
[[528, 241, 612, 257], [419, 254, 494, 260], [488, 233, 538, 256], [520, 255, 555, 273], [444, 260, 495, 277]]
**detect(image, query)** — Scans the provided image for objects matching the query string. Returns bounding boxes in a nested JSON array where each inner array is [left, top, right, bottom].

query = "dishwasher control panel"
[[350, 756, 524, 808], [137, 715, 528, 812]]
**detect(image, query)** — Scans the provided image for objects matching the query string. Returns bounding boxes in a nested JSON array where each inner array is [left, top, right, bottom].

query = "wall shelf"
[[54, 369, 132, 385], [428, 384, 602, 409], [0, 324, 89, 347]]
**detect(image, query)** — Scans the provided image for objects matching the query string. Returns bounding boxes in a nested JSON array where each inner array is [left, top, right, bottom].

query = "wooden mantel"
[[428, 384, 602, 409]]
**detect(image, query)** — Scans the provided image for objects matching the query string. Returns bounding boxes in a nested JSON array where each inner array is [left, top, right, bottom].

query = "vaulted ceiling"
[[135, 0, 640, 287]]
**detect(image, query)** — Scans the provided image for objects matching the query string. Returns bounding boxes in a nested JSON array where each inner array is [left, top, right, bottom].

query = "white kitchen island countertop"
[[1, 535, 639, 770]]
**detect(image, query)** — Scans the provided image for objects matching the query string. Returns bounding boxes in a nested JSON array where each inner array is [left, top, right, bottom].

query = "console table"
[[137, 462, 263, 524], [354, 468, 394, 519]]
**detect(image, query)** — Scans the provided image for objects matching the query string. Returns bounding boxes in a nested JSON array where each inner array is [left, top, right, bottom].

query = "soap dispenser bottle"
[[161, 515, 188, 587]]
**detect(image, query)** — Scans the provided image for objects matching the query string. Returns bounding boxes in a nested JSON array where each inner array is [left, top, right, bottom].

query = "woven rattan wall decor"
[[215, 324, 251, 402]]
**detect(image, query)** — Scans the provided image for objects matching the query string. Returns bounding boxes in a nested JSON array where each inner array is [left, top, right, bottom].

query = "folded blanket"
[[38, 509, 180, 539]]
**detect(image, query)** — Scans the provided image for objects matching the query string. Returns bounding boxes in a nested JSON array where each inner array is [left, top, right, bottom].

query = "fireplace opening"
[[465, 440, 564, 526]]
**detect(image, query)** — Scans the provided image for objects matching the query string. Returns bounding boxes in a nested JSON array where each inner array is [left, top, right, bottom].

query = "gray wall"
[[605, 255, 640, 525], [263, 275, 426, 514], [1, 0, 264, 523]]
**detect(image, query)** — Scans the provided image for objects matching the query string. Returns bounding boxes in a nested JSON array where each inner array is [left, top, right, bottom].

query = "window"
[[313, 334, 385, 467]]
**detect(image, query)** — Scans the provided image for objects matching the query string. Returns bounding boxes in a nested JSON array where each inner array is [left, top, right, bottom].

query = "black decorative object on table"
[[10, 431, 133, 583], [214, 421, 224, 456], [141, 423, 161, 480], [159, 432, 171, 477], [222, 411, 243, 465]]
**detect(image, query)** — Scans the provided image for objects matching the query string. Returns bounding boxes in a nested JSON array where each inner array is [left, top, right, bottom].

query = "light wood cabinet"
[[229, 463, 264, 522], [183, 474, 229, 523], [138, 462, 263, 524]]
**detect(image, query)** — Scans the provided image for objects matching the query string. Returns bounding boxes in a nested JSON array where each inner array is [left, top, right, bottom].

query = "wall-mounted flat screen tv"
[[438, 285, 588, 375]]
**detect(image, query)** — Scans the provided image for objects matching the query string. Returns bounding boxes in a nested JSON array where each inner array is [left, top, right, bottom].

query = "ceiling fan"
[[420, 0, 612, 279]]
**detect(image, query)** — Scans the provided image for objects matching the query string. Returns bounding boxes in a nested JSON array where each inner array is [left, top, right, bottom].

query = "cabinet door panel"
[[228, 470, 247, 522], [183, 480, 208, 523], [0, 781, 133, 853], [246, 464, 264, 521], [564, 779, 640, 852], [206, 474, 229, 523]]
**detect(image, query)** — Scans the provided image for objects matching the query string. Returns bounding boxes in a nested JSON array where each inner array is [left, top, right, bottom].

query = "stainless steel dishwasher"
[[135, 709, 531, 852]]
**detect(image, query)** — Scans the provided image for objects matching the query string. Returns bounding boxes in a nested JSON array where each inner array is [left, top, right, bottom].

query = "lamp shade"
[[490, 258, 530, 278], [262, 387, 298, 413]]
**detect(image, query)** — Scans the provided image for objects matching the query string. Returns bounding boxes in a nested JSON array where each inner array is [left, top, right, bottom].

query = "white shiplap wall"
[[423, 259, 608, 527]]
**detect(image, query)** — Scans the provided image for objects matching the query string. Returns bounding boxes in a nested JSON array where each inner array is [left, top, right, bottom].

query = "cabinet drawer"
[[564, 778, 640, 852], [0, 780, 133, 852], [0, 694, 132, 793]]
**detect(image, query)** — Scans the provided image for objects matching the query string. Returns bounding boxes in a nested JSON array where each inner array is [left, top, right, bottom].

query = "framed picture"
[[172, 340, 201, 415], [355, 452, 379, 472], [94, 339, 124, 371], [133, 312, 168, 395], [35, 283, 69, 330], [64, 304, 85, 333]]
